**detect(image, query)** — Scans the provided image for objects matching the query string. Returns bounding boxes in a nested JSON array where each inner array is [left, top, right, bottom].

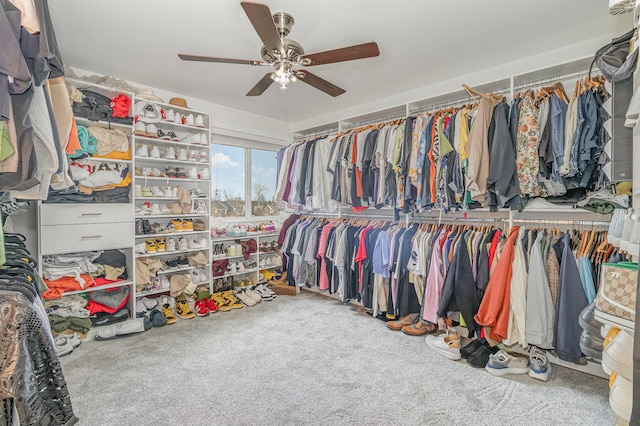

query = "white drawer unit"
[[40, 203, 133, 226], [40, 222, 134, 255]]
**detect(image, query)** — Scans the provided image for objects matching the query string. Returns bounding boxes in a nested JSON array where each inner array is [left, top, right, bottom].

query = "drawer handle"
[[80, 235, 103, 240], [80, 213, 103, 216]]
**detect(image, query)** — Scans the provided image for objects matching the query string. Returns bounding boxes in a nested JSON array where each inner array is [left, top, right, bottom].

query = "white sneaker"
[[136, 144, 149, 157], [195, 115, 205, 127], [162, 186, 173, 198], [160, 275, 171, 289], [166, 238, 176, 251], [198, 237, 207, 248], [163, 147, 176, 160], [158, 204, 170, 215], [151, 204, 162, 215], [199, 167, 210, 179], [188, 150, 197, 162], [177, 148, 188, 161], [186, 114, 195, 126], [149, 145, 161, 158], [135, 184, 142, 197], [485, 350, 529, 376], [226, 244, 237, 257], [188, 239, 201, 249], [236, 261, 245, 272], [259, 259, 266, 268], [172, 187, 178, 198], [187, 167, 198, 179], [165, 109, 175, 122], [135, 121, 146, 137], [135, 242, 147, 254], [190, 133, 202, 145], [199, 151, 209, 162], [152, 186, 164, 197], [145, 124, 158, 138], [175, 112, 182, 124], [177, 237, 188, 251], [55, 335, 74, 357], [141, 167, 154, 177], [425, 327, 461, 360], [193, 200, 207, 214]]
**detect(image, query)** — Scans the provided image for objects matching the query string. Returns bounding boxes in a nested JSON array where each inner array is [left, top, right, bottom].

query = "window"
[[210, 144, 245, 217], [210, 144, 279, 218]]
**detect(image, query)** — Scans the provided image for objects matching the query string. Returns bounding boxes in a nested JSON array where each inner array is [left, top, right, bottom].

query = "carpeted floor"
[[60, 291, 613, 425]]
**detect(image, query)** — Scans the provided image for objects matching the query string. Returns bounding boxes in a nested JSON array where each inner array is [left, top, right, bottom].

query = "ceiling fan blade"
[[302, 42, 380, 66], [246, 73, 274, 96], [241, 1, 284, 55], [178, 54, 262, 66], [298, 71, 345, 97]]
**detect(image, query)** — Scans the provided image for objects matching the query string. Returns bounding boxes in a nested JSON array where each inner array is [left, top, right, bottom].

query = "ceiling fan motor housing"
[[272, 11, 294, 36], [261, 38, 304, 63]]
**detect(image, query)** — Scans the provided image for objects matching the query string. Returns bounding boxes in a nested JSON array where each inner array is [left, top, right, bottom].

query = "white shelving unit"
[[133, 99, 212, 300]]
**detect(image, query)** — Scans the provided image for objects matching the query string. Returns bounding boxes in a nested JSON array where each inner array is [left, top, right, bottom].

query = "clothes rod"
[[293, 128, 339, 142], [342, 112, 407, 130], [512, 68, 597, 93]]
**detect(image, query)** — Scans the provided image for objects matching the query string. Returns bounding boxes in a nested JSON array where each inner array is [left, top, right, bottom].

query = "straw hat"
[[169, 97, 190, 109]]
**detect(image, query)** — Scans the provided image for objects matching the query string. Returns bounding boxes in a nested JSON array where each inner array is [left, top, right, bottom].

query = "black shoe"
[[467, 342, 499, 368], [460, 339, 484, 359]]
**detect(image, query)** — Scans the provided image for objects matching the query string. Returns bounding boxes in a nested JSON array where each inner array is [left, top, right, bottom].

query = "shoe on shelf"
[[528, 347, 551, 382], [610, 373, 632, 423], [177, 148, 189, 161], [193, 219, 206, 231], [387, 313, 419, 331], [188, 239, 201, 250], [162, 186, 173, 198], [156, 237, 167, 252], [152, 186, 164, 197], [199, 150, 209, 163], [175, 295, 195, 319], [135, 242, 147, 254], [186, 114, 195, 126], [485, 350, 529, 376], [163, 108, 175, 122], [177, 237, 188, 251], [135, 121, 147, 137], [194, 299, 210, 317], [167, 130, 181, 142], [183, 219, 194, 232], [135, 184, 143, 197], [145, 124, 158, 138], [189, 187, 206, 198], [198, 167, 210, 179], [144, 239, 157, 254], [151, 204, 162, 215], [187, 167, 198, 179], [603, 329, 633, 381], [425, 327, 461, 360], [177, 168, 188, 179], [157, 129, 170, 140], [136, 144, 149, 157], [198, 237, 207, 248], [149, 145, 161, 158], [141, 186, 153, 197], [166, 238, 176, 251], [177, 256, 189, 269], [163, 146, 176, 160], [188, 150, 197, 162], [195, 115, 205, 127], [226, 244, 237, 257], [161, 303, 177, 324], [193, 200, 208, 215]]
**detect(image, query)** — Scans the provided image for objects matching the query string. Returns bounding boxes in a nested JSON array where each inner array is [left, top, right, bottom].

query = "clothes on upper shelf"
[[276, 79, 610, 214], [280, 213, 625, 364]]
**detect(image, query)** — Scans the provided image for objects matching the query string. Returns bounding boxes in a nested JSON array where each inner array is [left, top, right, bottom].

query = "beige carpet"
[[60, 291, 613, 425]]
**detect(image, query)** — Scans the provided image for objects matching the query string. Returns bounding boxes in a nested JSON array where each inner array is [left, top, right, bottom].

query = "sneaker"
[[188, 239, 201, 249], [165, 167, 177, 178], [135, 184, 143, 197], [177, 237, 188, 251], [156, 237, 167, 252], [160, 275, 171, 289], [175, 112, 182, 124], [199, 151, 209, 163], [177, 168, 187, 179], [164, 109, 175, 122], [603, 329, 633, 381], [198, 167, 210, 179], [528, 348, 550, 382], [221, 290, 243, 309], [210, 292, 231, 312], [152, 186, 164, 197], [203, 297, 219, 313], [135, 242, 147, 254], [485, 350, 529, 376], [189, 133, 202, 145], [55, 335, 74, 356], [157, 129, 170, 140], [189, 187, 206, 198], [162, 186, 173, 198], [151, 203, 162, 215], [187, 167, 198, 179], [163, 146, 176, 160], [183, 219, 194, 232], [161, 303, 177, 324], [141, 186, 153, 197], [168, 218, 184, 232], [193, 200, 207, 215], [188, 150, 197, 162], [149, 145, 161, 158], [186, 114, 195, 126], [136, 144, 149, 157], [135, 121, 147, 137], [145, 124, 158, 138], [142, 297, 157, 310], [198, 237, 207, 248], [460, 340, 484, 359], [194, 219, 206, 231], [175, 296, 195, 319], [234, 288, 257, 306], [145, 239, 157, 254], [425, 327, 461, 360], [166, 238, 176, 251], [193, 299, 210, 317], [195, 114, 205, 127], [177, 148, 188, 161], [236, 261, 245, 272], [167, 131, 180, 142]]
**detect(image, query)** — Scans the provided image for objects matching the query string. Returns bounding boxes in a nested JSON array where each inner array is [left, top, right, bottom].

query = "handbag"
[[594, 262, 638, 331], [590, 28, 638, 83]]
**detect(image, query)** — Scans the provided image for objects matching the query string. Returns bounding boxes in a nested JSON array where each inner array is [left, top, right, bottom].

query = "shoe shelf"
[[212, 252, 258, 261], [61, 279, 134, 297], [135, 156, 209, 166], [219, 268, 260, 279], [74, 117, 132, 131], [261, 265, 283, 270], [135, 230, 210, 239], [135, 213, 207, 219], [135, 196, 180, 201], [211, 234, 273, 242], [135, 135, 209, 148], [150, 120, 209, 133], [156, 265, 202, 275], [136, 247, 209, 258], [134, 176, 205, 183], [258, 251, 282, 256], [137, 287, 171, 297], [83, 157, 133, 164]]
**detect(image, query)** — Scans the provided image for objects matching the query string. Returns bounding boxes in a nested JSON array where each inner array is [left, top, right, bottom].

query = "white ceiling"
[[49, 0, 629, 125]]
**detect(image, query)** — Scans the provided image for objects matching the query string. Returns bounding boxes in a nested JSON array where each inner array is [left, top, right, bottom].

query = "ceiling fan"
[[178, 1, 380, 97]]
